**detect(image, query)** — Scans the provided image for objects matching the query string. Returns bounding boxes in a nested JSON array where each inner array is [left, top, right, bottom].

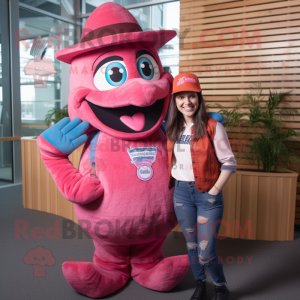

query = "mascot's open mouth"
[[86, 98, 165, 133]]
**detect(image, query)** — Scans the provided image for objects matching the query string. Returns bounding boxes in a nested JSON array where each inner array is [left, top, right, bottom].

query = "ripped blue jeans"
[[173, 179, 227, 286]]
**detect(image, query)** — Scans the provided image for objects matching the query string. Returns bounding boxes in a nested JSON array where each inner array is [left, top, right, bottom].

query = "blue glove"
[[42, 117, 89, 154], [208, 112, 225, 124]]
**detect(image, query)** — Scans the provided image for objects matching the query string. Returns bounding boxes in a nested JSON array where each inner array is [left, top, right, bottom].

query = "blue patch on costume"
[[127, 147, 157, 181]]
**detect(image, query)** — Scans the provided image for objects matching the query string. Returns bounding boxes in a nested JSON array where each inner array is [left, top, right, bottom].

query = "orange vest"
[[167, 118, 221, 192]]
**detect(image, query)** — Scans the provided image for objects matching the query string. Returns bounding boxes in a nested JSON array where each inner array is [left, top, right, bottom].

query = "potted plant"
[[44, 105, 69, 127], [213, 83, 299, 241], [218, 83, 300, 172]]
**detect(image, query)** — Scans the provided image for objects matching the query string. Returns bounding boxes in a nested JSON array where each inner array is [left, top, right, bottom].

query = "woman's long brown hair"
[[166, 91, 211, 142]]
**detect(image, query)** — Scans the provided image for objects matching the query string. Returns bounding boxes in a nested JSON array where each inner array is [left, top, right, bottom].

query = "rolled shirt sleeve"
[[213, 122, 237, 173]]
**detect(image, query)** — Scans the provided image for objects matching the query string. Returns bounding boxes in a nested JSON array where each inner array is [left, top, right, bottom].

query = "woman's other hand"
[[207, 186, 220, 196]]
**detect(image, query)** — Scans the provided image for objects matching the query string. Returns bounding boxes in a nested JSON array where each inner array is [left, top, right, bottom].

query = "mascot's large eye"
[[94, 61, 127, 91], [137, 54, 160, 81]]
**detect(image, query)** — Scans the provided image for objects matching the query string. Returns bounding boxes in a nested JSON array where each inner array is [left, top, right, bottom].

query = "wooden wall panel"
[[21, 138, 297, 240], [180, 0, 300, 226], [21, 137, 79, 225]]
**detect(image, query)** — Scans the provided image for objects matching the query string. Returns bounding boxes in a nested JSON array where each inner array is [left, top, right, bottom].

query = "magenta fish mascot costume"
[[37, 2, 223, 298]]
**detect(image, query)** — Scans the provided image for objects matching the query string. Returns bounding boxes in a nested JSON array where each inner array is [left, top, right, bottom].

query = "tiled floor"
[[1, 188, 300, 300]]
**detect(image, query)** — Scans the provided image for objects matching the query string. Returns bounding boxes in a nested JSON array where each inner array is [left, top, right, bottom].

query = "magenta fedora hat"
[[55, 2, 177, 64]]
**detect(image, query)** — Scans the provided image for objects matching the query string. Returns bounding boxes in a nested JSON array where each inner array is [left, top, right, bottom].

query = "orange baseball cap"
[[172, 73, 201, 94]]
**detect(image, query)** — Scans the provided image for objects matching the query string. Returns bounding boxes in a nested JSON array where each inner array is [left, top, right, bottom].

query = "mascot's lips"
[[86, 98, 165, 133]]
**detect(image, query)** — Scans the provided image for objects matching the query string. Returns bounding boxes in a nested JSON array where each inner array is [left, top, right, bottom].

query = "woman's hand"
[[207, 186, 219, 196], [208, 171, 234, 196]]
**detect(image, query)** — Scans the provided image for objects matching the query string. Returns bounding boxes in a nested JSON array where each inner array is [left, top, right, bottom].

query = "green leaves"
[[218, 107, 244, 128], [219, 83, 299, 172], [45, 105, 69, 127], [248, 130, 300, 172]]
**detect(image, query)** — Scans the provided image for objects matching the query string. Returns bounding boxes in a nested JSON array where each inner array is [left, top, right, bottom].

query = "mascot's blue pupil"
[[138, 57, 154, 79], [105, 62, 126, 86]]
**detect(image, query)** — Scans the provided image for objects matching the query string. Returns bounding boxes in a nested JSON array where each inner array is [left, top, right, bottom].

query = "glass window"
[[84, 0, 153, 14], [0, 5, 13, 184], [19, 7, 75, 136], [19, 0, 75, 20], [0, 141, 13, 185], [0, 28, 2, 130], [129, 1, 179, 76]]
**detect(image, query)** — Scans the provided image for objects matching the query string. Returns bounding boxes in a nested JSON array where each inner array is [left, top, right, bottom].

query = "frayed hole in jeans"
[[198, 216, 209, 224], [187, 242, 197, 250], [208, 198, 215, 204], [199, 240, 209, 250]]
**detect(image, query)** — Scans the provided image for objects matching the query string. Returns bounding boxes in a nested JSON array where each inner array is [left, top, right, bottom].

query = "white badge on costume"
[[127, 146, 157, 181]]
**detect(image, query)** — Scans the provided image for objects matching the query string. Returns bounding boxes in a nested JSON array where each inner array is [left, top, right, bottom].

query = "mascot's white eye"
[[137, 54, 160, 81], [94, 60, 128, 91]]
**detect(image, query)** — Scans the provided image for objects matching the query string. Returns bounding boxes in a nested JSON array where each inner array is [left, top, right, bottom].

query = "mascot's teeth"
[[120, 112, 146, 131]]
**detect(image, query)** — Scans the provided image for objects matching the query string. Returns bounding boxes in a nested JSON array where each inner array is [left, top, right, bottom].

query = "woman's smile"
[[183, 105, 195, 112]]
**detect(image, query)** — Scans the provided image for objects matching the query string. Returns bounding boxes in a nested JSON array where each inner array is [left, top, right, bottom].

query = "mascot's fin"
[[62, 261, 129, 298], [131, 255, 189, 291]]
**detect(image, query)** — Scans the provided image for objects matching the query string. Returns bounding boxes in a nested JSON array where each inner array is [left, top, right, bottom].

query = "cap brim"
[[56, 30, 176, 64], [171, 87, 201, 94]]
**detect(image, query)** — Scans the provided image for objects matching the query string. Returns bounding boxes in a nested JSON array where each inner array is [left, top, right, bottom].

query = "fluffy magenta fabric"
[[67, 43, 173, 140], [62, 261, 130, 298], [37, 4, 189, 296], [82, 2, 138, 41], [37, 135, 104, 204], [37, 129, 190, 296]]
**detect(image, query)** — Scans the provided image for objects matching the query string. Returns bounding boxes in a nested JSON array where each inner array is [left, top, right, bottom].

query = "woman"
[[166, 73, 237, 300]]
